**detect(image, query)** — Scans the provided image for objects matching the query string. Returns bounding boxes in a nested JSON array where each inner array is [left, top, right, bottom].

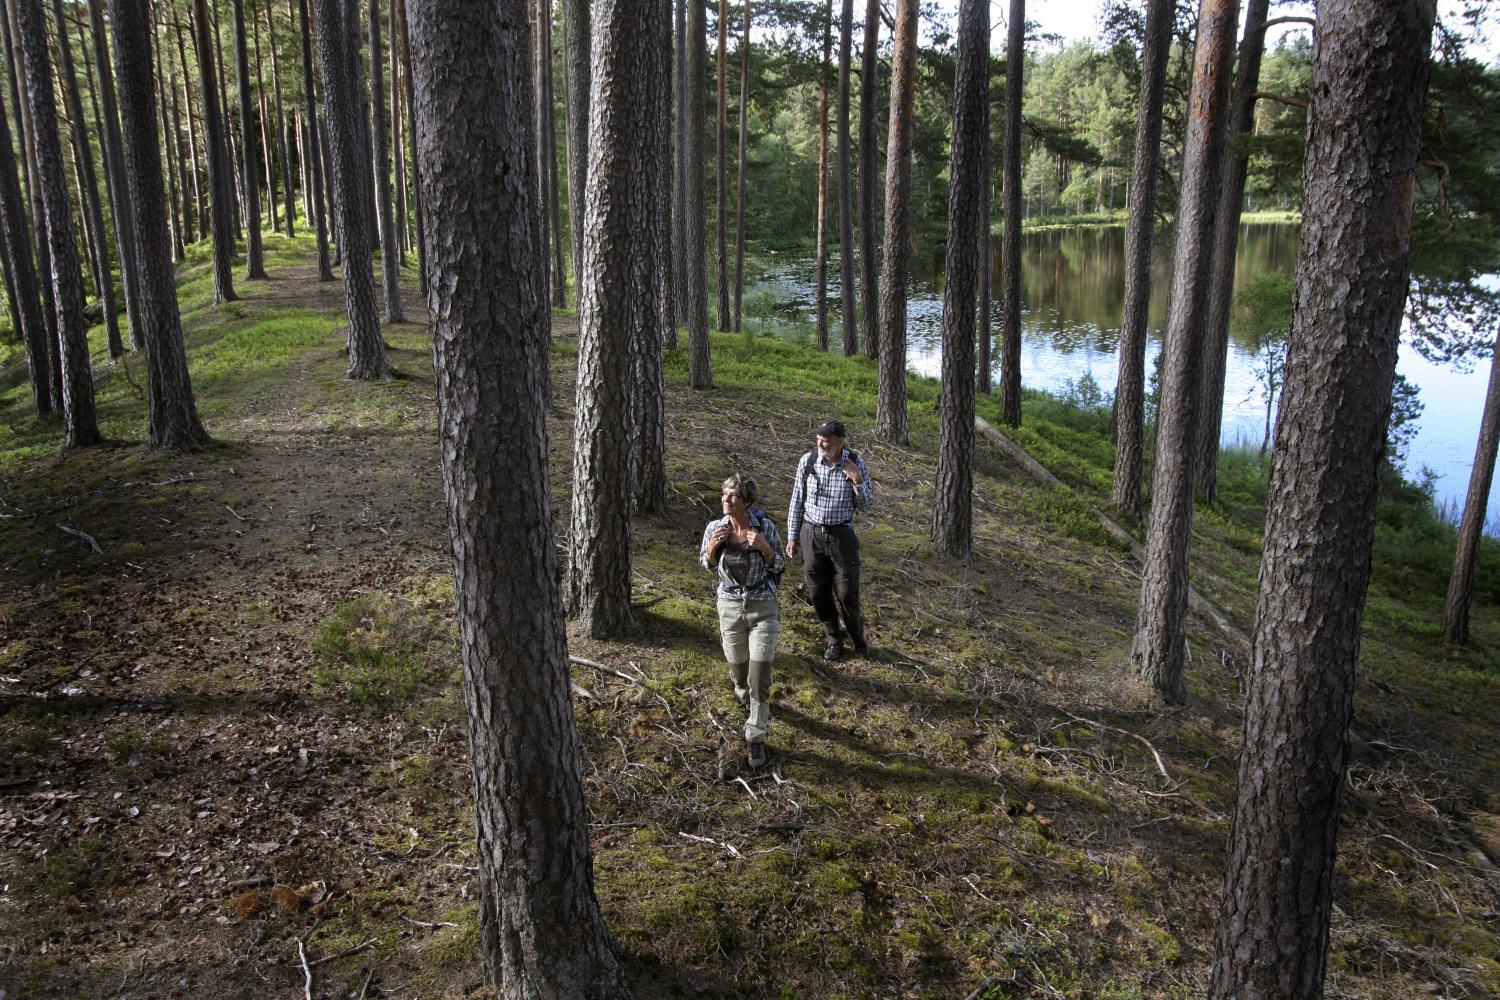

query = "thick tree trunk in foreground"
[[997, 0, 1024, 426], [314, 0, 390, 379], [298, 0, 333, 280], [1110, 0, 1174, 519], [814, 0, 830, 351], [1130, 0, 1240, 706], [835, 0, 856, 354], [714, 0, 729, 331], [569, 0, 669, 637], [406, 2, 627, 993], [1195, 0, 1271, 500], [16, 0, 99, 445], [368, 0, 403, 322], [874, 0, 915, 445], [109, 0, 211, 451], [857, 0, 878, 359], [0, 9, 49, 414], [1209, 1, 1435, 993], [562, 0, 587, 302], [193, 0, 237, 303], [731, 0, 748, 332], [932, 0, 988, 559], [233, 0, 267, 278], [1443, 328, 1500, 643], [685, 0, 710, 387]]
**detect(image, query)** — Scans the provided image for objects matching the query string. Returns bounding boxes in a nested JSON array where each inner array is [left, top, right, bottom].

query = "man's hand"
[[841, 459, 863, 486], [785, 538, 797, 558]]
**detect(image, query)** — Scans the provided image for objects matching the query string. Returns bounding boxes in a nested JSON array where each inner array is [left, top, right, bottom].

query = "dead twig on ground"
[[1060, 709, 1171, 784], [296, 938, 314, 1000], [570, 655, 671, 712], [57, 523, 102, 553], [309, 937, 378, 967], [678, 831, 742, 858], [402, 916, 458, 930]]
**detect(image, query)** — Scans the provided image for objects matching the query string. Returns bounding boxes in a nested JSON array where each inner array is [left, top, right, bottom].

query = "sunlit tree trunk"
[[874, 0, 915, 445], [407, 3, 628, 992], [109, 0, 211, 452], [686, 0, 710, 386], [714, 0, 729, 331], [151, 19, 185, 260], [731, 0, 748, 332], [933, 0, 988, 559], [540, 0, 565, 308], [835, 0, 856, 354], [266, 0, 295, 237], [1110, 0, 1174, 519], [997, 0, 1024, 426], [1443, 327, 1500, 645], [192, 0, 237, 303], [814, 0, 830, 351], [857, 0, 878, 359], [976, 60, 992, 394], [395, 0, 424, 294], [562, 0, 587, 303], [298, 0, 333, 279], [1210, 1, 1435, 993], [669, 0, 686, 337], [368, 0, 403, 321], [0, 0, 48, 414], [1130, 0, 1240, 705], [233, 0, 267, 277]]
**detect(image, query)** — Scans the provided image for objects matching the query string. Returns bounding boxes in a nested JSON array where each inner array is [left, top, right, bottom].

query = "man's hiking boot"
[[747, 740, 769, 770], [823, 639, 844, 662]]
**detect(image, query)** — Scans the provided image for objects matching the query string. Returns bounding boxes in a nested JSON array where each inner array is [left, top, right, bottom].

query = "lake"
[[742, 223, 1499, 531]]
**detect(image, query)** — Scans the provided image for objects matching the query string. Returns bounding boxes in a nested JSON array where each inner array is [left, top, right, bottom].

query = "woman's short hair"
[[721, 473, 759, 507]]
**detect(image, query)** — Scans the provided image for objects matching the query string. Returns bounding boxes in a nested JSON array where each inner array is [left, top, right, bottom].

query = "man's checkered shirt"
[[786, 448, 874, 540]]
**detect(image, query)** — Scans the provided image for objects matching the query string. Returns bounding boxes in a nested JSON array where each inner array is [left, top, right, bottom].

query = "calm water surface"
[[744, 223, 1499, 529]]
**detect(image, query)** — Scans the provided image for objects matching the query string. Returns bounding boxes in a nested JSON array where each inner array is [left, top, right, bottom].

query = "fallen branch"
[[402, 916, 458, 930], [297, 939, 314, 1000], [569, 655, 671, 711], [57, 523, 102, 554], [225, 505, 248, 522], [678, 831, 742, 858], [309, 937, 378, 968], [1060, 709, 1171, 784]]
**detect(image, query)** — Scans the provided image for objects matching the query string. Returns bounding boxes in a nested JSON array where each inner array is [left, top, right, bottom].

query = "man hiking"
[[785, 419, 874, 661]]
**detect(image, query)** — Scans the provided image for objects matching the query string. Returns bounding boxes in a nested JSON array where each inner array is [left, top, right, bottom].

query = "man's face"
[[816, 434, 843, 461]]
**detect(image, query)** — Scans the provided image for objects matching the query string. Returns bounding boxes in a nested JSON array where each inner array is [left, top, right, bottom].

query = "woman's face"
[[722, 487, 747, 517]]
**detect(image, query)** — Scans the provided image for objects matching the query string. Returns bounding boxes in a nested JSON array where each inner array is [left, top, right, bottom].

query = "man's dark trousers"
[[799, 521, 866, 648]]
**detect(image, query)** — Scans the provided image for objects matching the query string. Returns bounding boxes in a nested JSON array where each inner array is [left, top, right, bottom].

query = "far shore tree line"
[[1, 0, 1497, 996]]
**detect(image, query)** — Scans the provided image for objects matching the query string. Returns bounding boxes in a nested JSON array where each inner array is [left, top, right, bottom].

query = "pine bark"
[[394, 0, 423, 294], [367, 0, 403, 321], [932, 0, 987, 559], [109, 0, 211, 451], [0, 7, 49, 414], [1443, 327, 1500, 644], [151, 19, 184, 259], [714, 0, 729, 331], [16, 0, 99, 445], [1209, 1, 1435, 993], [857, 0, 878, 359], [569, 0, 669, 635], [1129, 0, 1240, 705], [386, 0, 402, 256], [541, 1, 564, 307], [997, 0, 1024, 426], [977, 80, 992, 395], [233, 0, 267, 277], [212, 0, 244, 239], [406, 0, 627, 992], [730, 0, 747, 332], [813, 0, 830, 351], [266, 0, 295, 237], [874, 0, 915, 445], [252, 8, 275, 231], [685, 0, 710, 387], [314, 0, 390, 378], [87, 0, 144, 351], [172, 10, 205, 244], [637, 0, 671, 516], [670, 0, 686, 335], [298, 0, 332, 279], [54, 0, 121, 359], [193, 0, 237, 303], [562, 0, 587, 302], [835, 0, 856, 354], [1194, 0, 1271, 499], [1109, 0, 1174, 519]]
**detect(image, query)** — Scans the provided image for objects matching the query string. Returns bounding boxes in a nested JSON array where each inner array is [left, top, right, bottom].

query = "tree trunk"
[[16, 0, 100, 445], [314, 0, 390, 378], [151, 18, 184, 260], [638, 0, 671, 516], [394, 0, 424, 294], [1109, 0, 1173, 519], [685, 0, 710, 387], [1209, 1, 1435, 993], [0, 1, 49, 414], [976, 61, 992, 394], [569, 0, 669, 636], [55, 5, 122, 361], [210, 0, 244, 240], [1130, 0, 1240, 705], [730, 0, 747, 332], [386, 0, 403, 256], [298, 0, 333, 280], [539, 0, 564, 307], [248, 7, 275, 233], [109, 0, 211, 452], [367, 0, 403, 321], [1443, 327, 1500, 645], [405, 1, 628, 993], [834, 0, 857, 355], [997, 0, 1024, 426], [172, 11, 206, 245], [874, 0, 915, 445], [1194, 0, 1271, 500], [191, 0, 236, 302], [714, 0, 729, 331], [233, 0, 267, 277], [562, 0, 588, 304], [86, 0, 144, 351], [932, 0, 987, 559], [813, 0, 830, 351], [266, 0, 295, 237], [670, 0, 686, 335], [857, 0, 879, 359]]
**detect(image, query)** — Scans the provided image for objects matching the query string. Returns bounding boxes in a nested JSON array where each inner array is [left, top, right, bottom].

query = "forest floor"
[[1, 234, 1498, 999]]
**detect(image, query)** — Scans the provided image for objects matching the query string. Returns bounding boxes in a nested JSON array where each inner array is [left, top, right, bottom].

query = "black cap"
[[812, 419, 846, 439]]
